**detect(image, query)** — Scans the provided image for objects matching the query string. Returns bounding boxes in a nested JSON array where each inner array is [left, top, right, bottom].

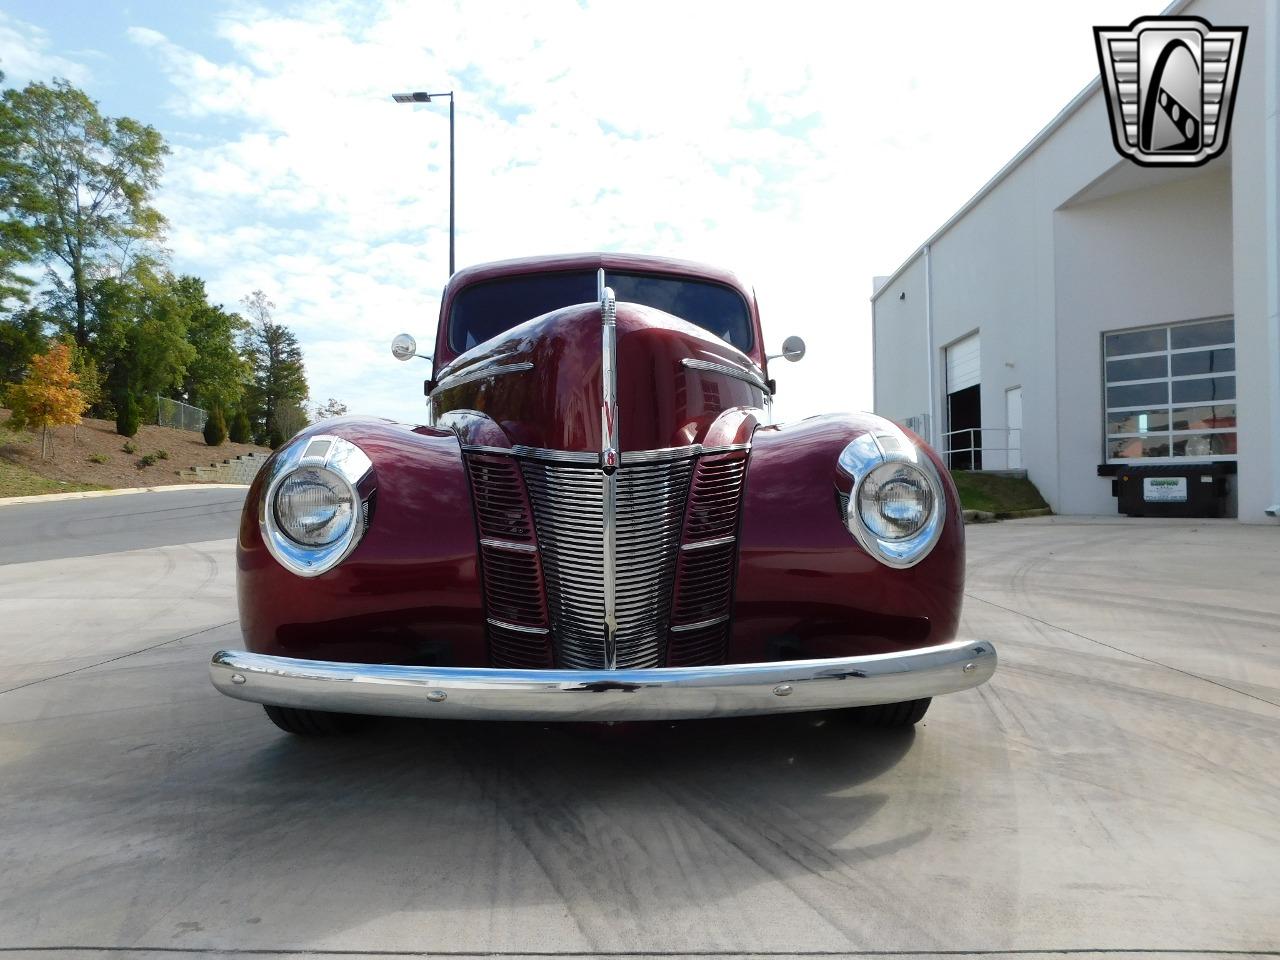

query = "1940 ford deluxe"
[[210, 253, 995, 734]]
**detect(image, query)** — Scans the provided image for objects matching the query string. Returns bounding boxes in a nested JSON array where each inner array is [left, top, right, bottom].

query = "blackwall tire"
[[263, 705, 365, 736], [842, 697, 931, 727]]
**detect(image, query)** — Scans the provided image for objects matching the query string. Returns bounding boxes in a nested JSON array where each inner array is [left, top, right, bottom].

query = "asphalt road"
[[0, 487, 245, 564], [0, 492, 1278, 959]]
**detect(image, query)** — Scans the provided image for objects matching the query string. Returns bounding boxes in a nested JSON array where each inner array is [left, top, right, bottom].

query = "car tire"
[[843, 697, 931, 727], [262, 704, 364, 736]]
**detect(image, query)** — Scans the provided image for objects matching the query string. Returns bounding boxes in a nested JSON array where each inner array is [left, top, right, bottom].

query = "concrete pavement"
[[0, 498, 1277, 958]]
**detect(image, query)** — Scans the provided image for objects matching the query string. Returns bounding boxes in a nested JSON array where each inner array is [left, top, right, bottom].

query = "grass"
[[950, 470, 1050, 515], [0, 459, 107, 499]]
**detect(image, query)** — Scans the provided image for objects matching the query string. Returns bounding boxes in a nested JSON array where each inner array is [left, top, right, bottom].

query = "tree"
[[228, 409, 253, 444], [270, 401, 310, 447], [94, 266, 195, 416], [313, 397, 348, 420], [115, 392, 139, 438], [0, 308, 46, 385], [203, 407, 227, 447], [0, 78, 168, 346], [241, 291, 308, 445], [173, 276, 249, 413], [0, 72, 41, 313], [65, 338, 103, 417], [4, 342, 86, 459]]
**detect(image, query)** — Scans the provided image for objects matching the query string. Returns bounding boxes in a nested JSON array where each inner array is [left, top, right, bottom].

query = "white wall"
[[871, 0, 1276, 522], [1226, 0, 1280, 521], [872, 254, 930, 435], [1054, 171, 1235, 515]]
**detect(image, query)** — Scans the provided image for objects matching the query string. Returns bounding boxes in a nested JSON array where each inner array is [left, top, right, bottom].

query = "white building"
[[871, 0, 1278, 523]]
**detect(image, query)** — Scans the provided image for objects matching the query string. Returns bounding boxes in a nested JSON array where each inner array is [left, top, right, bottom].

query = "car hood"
[[430, 301, 768, 453]]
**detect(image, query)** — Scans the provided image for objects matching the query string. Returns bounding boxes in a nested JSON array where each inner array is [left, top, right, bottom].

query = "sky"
[[1, 0, 1158, 425]]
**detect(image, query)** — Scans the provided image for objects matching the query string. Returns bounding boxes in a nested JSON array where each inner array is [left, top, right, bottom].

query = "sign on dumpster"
[[1143, 476, 1188, 502]]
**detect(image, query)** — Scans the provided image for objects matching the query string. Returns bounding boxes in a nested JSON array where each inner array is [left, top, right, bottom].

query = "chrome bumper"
[[209, 639, 995, 722]]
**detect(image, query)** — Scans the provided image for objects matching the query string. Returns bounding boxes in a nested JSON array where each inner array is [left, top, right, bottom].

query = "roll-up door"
[[946, 333, 980, 392]]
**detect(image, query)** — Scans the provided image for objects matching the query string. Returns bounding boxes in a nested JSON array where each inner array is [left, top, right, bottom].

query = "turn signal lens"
[[857, 461, 934, 540], [274, 466, 355, 546]]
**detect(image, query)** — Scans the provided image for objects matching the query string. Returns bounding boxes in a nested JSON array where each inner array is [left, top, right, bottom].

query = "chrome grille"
[[523, 456, 694, 669], [668, 452, 749, 666], [465, 453, 553, 668]]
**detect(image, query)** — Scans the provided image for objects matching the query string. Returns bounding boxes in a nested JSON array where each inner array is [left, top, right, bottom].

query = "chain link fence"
[[156, 396, 208, 433]]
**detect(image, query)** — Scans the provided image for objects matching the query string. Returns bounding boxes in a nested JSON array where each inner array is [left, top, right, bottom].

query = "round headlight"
[[857, 461, 934, 540], [838, 427, 945, 568], [274, 466, 356, 546]]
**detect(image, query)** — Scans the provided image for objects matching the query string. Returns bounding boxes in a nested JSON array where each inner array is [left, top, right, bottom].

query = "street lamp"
[[391, 90, 455, 277]]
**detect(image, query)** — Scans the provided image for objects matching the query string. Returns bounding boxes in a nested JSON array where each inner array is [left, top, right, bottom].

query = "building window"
[[1103, 317, 1236, 463]]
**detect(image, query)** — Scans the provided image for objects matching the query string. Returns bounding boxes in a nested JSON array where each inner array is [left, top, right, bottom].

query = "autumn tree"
[[241, 291, 308, 445], [0, 78, 168, 346], [5, 342, 86, 459]]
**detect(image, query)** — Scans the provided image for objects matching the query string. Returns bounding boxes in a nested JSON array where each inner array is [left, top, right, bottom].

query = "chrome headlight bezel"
[[261, 435, 374, 577], [837, 426, 946, 568]]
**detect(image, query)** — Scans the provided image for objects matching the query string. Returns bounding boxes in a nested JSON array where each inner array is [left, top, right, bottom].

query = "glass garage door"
[[1103, 317, 1236, 463]]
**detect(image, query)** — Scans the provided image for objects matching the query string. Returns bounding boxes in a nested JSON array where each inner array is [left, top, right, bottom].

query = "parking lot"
[[0, 490, 1277, 958]]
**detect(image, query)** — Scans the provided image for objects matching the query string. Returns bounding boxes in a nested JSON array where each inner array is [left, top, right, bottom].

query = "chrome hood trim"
[[599, 271, 620, 668]]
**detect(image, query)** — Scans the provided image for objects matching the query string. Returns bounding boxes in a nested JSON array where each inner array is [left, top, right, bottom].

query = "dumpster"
[[1111, 463, 1229, 518]]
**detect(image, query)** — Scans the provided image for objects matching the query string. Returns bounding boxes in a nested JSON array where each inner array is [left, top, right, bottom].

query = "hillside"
[[0, 408, 270, 497]]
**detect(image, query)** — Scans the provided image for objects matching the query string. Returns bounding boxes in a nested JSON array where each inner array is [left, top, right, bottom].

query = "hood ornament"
[[598, 268, 619, 472]]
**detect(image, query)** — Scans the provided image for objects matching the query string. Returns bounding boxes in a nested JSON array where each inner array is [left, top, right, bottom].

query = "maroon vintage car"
[[210, 253, 995, 734]]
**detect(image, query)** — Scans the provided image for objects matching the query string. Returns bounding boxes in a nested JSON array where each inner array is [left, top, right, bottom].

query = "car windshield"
[[448, 270, 754, 353]]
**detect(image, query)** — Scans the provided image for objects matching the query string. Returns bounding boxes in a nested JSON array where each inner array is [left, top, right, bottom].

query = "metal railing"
[[157, 396, 208, 433], [944, 427, 1022, 471]]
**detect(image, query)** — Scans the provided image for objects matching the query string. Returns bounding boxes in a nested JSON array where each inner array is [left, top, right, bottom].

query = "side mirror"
[[392, 333, 428, 362], [768, 335, 806, 363]]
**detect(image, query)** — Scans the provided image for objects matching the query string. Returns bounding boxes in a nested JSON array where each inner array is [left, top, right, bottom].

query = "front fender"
[[730, 413, 965, 662], [237, 417, 486, 666]]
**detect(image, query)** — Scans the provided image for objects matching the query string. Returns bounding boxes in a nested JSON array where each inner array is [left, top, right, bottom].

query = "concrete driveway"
[[0, 494, 1277, 959]]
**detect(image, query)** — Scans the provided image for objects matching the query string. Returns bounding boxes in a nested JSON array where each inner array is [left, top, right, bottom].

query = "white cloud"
[[122, 0, 1157, 425], [0, 11, 94, 85]]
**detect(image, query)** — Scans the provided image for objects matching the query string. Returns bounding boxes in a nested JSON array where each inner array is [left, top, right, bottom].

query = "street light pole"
[[448, 94, 454, 278], [391, 90, 455, 277]]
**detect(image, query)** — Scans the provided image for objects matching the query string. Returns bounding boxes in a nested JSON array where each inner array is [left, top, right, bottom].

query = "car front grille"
[[522, 456, 693, 669], [668, 451, 749, 665], [465, 447, 746, 670]]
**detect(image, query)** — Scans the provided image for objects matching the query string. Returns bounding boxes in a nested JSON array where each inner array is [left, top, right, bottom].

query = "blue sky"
[[2, 0, 1155, 424]]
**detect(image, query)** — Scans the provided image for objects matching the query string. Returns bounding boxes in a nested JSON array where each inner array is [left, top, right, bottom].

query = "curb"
[[0, 483, 250, 507], [997, 507, 1054, 520], [963, 507, 1054, 524]]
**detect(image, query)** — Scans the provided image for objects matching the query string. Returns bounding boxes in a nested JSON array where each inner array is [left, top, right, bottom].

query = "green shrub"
[[137, 452, 159, 469], [87, 453, 110, 465], [228, 410, 253, 444], [155, 449, 169, 460], [267, 426, 285, 450], [122, 440, 137, 455], [202, 408, 227, 447], [115, 394, 140, 438]]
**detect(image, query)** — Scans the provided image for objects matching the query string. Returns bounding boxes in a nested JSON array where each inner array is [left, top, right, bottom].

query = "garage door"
[[946, 333, 981, 392]]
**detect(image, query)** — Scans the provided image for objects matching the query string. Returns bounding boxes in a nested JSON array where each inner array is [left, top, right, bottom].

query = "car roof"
[[446, 252, 755, 302]]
